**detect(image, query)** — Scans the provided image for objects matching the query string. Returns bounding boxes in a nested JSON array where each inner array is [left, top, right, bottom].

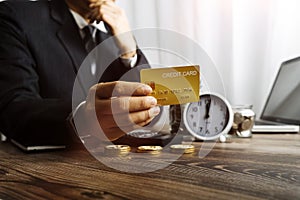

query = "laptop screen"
[[261, 57, 300, 125]]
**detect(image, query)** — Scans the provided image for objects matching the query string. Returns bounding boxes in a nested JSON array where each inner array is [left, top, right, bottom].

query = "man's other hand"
[[82, 81, 160, 141]]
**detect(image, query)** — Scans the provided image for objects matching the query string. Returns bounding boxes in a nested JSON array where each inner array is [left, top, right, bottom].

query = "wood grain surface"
[[0, 134, 299, 200]]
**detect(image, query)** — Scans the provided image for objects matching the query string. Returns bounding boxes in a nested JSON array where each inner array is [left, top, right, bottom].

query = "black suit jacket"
[[0, 0, 148, 147]]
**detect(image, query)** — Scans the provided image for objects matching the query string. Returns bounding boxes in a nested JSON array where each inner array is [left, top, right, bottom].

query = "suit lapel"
[[49, 0, 87, 73]]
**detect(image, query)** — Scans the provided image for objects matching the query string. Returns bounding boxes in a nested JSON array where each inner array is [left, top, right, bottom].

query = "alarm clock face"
[[183, 93, 233, 140]]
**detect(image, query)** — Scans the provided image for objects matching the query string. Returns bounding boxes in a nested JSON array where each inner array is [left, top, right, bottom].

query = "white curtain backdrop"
[[118, 0, 300, 116]]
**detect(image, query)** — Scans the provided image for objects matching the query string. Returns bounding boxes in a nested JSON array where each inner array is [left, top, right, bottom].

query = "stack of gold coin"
[[170, 144, 195, 154], [137, 146, 163, 154], [230, 105, 255, 138], [105, 145, 131, 156]]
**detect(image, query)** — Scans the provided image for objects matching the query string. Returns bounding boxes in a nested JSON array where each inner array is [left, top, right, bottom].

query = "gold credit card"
[[140, 65, 200, 105]]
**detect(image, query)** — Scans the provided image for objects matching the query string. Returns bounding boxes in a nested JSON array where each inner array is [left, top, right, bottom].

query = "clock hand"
[[204, 99, 211, 119], [204, 99, 211, 135]]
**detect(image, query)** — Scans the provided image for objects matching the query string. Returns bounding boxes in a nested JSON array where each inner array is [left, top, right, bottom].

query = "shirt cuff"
[[67, 101, 86, 135]]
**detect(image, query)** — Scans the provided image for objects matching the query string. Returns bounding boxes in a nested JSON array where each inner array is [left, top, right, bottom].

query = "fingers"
[[96, 96, 157, 114], [88, 1, 115, 23], [98, 1, 119, 15], [100, 106, 160, 125], [98, 1, 124, 26], [89, 0, 117, 16], [95, 81, 152, 99], [88, 1, 131, 35], [129, 107, 160, 125]]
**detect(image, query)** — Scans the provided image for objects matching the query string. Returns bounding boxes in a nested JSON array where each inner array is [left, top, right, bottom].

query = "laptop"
[[252, 57, 300, 133]]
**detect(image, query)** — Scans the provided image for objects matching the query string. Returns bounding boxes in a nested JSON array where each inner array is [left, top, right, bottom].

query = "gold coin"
[[137, 146, 163, 154], [232, 123, 238, 129], [234, 112, 244, 124], [105, 145, 131, 155], [241, 119, 252, 130], [170, 144, 195, 154]]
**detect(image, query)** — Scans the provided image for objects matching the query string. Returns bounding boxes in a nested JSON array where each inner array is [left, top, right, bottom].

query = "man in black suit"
[[0, 0, 160, 148]]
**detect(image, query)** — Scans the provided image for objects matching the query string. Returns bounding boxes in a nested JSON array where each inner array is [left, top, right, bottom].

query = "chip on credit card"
[[140, 65, 200, 105]]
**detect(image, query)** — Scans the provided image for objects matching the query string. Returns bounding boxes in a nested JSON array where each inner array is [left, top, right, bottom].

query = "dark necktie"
[[82, 25, 109, 78], [82, 25, 99, 76], [82, 25, 97, 53]]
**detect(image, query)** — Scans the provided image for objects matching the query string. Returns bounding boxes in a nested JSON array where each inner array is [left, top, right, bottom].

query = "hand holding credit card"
[[140, 65, 200, 105]]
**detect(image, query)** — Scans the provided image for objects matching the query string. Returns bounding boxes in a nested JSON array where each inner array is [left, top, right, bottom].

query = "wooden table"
[[0, 134, 299, 200]]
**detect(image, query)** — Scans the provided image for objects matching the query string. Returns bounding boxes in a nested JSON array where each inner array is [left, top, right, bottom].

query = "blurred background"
[[118, 0, 300, 117]]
